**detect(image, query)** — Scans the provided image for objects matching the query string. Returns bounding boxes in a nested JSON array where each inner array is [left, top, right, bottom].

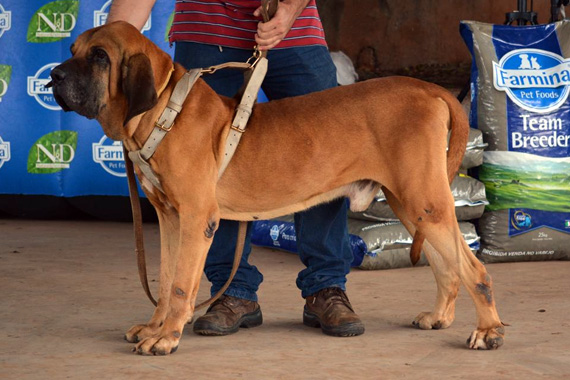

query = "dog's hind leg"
[[134, 202, 220, 355], [125, 209, 180, 343], [423, 221, 504, 349], [400, 188, 505, 350], [383, 187, 459, 330]]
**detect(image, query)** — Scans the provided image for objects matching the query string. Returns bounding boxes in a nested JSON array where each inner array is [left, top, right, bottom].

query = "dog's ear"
[[122, 53, 157, 124]]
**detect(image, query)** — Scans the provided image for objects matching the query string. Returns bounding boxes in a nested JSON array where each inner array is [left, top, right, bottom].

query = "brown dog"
[[48, 21, 505, 355]]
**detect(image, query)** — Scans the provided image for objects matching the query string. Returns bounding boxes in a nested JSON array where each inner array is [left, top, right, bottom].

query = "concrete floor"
[[1, 219, 569, 379]]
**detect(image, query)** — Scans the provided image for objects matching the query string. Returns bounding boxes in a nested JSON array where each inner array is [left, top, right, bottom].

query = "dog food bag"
[[462, 128, 488, 169], [251, 218, 367, 267], [349, 175, 488, 222], [251, 218, 479, 270], [349, 220, 480, 270], [460, 20, 570, 262]]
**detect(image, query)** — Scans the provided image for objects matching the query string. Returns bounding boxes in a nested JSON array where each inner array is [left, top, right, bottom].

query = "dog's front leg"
[[125, 209, 180, 343], [134, 205, 218, 355]]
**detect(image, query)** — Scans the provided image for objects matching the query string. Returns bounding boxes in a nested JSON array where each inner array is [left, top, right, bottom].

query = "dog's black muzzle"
[[46, 65, 71, 112], [45, 60, 99, 119]]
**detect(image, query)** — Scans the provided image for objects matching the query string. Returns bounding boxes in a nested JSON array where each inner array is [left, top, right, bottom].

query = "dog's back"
[[217, 76, 469, 221]]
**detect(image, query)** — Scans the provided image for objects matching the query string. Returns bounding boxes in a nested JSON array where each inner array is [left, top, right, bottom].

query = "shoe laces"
[[208, 295, 237, 315], [317, 288, 354, 312], [221, 296, 242, 314]]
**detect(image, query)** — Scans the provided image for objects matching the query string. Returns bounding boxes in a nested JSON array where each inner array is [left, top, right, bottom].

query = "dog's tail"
[[442, 92, 470, 183], [410, 91, 470, 265]]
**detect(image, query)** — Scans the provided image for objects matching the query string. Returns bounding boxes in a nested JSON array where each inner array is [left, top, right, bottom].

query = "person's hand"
[[253, 0, 309, 50], [106, 0, 156, 30]]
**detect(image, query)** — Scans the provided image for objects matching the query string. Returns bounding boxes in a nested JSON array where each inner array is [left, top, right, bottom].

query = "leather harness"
[[128, 57, 268, 190], [124, 0, 277, 309]]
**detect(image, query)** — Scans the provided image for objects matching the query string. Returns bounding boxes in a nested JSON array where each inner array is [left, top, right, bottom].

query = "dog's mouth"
[[45, 80, 98, 119], [45, 80, 72, 112]]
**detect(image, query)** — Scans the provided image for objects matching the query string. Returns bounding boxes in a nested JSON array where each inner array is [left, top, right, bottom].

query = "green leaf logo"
[[28, 131, 78, 174], [27, 0, 79, 43], [0, 65, 11, 101]]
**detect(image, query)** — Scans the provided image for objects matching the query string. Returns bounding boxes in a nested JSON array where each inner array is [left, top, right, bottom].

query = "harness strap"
[[218, 57, 268, 178], [125, 0, 278, 310], [124, 63, 264, 309], [201, 61, 253, 74], [128, 69, 203, 192]]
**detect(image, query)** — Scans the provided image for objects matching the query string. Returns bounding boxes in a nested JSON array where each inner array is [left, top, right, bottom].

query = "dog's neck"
[[121, 64, 239, 170], [156, 65, 175, 99], [122, 64, 176, 151]]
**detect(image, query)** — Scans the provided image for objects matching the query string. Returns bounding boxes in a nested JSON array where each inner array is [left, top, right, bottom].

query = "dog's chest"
[[138, 171, 175, 210]]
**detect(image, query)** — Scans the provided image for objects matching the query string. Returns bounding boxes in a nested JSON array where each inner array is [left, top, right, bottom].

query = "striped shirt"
[[169, 0, 327, 49]]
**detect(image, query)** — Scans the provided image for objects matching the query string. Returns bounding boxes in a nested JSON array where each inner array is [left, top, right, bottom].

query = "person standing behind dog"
[[107, 0, 364, 338]]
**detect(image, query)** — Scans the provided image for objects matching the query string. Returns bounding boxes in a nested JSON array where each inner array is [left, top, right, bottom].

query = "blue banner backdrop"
[[0, 0, 174, 198]]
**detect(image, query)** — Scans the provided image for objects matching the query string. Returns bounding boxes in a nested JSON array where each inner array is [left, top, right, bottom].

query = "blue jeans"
[[174, 43, 353, 301]]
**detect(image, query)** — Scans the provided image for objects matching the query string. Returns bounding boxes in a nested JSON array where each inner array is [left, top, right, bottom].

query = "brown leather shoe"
[[303, 287, 364, 337], [192, 295, 262, 336]]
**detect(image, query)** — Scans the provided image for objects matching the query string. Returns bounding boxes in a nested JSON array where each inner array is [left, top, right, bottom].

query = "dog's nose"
[[50, 68, 66, 83]]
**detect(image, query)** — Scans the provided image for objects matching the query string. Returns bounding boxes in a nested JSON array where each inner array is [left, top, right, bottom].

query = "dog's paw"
[[466, 326, 505, 350], [125, 324, 160, 343], [412, 312, 453, 330], [133, 333, 180, 356]]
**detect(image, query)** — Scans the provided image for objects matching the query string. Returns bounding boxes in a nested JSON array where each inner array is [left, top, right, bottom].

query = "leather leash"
[[124, 148, 246, 311], [124, 0, 278, 310], [124, 145, 157, 306], [194, 220, 247, 310], [259, 0, 278, 58]]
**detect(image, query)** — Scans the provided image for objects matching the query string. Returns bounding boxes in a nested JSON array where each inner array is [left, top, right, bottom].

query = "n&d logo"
[[493, 49, 570, 113], [28, 131, 77, 174], [0, 4, 11, 38], [94, 0, 151, 32], [27, 0, 79, 43], [511, 210, 532, 231], [0, 135, 10, 169], [92, 136, 126, 177], [28, 63, 61, 111]]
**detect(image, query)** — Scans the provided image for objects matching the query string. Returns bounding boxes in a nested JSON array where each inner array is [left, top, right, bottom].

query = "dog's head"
[[47, 21, 172, 140]]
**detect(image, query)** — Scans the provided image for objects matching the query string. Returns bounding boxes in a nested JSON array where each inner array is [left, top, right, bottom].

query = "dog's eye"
[[92, 48, 109, 61]]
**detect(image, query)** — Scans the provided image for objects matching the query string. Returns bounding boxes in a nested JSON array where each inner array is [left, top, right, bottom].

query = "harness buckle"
[[155, 119, 173, 132], [230, 125, 246, 133]]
